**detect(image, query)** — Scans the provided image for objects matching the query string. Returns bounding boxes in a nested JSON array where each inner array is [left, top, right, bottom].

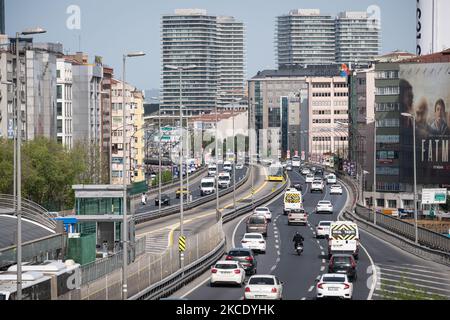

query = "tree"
[[0, 139, 14, 194]]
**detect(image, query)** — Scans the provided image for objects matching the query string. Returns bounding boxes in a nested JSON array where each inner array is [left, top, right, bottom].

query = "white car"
[[316, 221, 333, 238], [316, 274, 353, 300], [254, 207, 272, 222], [316, 201, 334, 214], [327, 174, 337, 184], [311, 180, 324, 193], [301, 168, 311, 175], [330, 184, 343, 195], [210, 261, 246, 287], [305, 174, 315, 183], [244, 275, 283, 300], [223, 161, 233, 172], [241, 233, 266, 253], [236, 163, 244, 170]]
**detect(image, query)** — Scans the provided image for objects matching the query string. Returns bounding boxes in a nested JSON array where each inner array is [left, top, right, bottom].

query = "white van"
[[328, 221, 360, 259], [200, 177, 216, 196], [283, 188, 303, 215], [208, 164, 217, 177], [223, 161, 233, 172], [218, 172, 231, 189]]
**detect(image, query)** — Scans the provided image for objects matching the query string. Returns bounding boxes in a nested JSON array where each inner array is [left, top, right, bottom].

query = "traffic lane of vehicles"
[[135, 167, 248, 214]]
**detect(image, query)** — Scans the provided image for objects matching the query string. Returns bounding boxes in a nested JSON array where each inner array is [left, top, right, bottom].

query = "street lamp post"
[[14, 27, 46, 301], [122, 51, 145, 301], [402, 112, 419, 244], [165, 65, 197, 268]]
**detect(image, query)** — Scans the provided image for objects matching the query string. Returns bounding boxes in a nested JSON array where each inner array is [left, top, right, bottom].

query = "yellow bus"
[[268, 163, 284, 182]]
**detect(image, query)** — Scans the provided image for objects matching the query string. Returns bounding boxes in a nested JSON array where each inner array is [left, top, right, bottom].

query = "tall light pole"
[[165, 64, 197, 268], [122, 51, 145, 300], [402, 112, 418, 244], [14, 27, 46, 301]]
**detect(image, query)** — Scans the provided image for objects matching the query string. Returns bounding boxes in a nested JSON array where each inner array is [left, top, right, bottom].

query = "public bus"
[[268, 163, 284, 182]]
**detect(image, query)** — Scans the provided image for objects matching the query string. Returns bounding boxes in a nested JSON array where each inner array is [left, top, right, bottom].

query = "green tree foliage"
[[0, 137, 109, 211], [151, 170, 172, 187]]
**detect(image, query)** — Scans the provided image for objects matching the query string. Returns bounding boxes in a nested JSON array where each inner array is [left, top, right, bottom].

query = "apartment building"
[[56, 58, 73, 148]]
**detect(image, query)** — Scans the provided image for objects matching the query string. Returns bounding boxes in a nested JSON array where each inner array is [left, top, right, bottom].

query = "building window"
[[403, 200, 414, 209], [57, 85, 63, 99], [57, 70, 61, 79], [377, 199, 385, 207], [376, 118, 399, 128], [57, 120, 63, 134], [57, 102, 62, 116], [375, 102, 400, 112], [375, 71, 399, 79], [376, 86, 399, 95], [388, 200, 397, 209], [376, 135, 399, 144], [376, 167, 400, 175]]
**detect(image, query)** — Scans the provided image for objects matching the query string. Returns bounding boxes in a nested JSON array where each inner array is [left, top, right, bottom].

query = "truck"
[[200, 177, 216, 196], [328, 221, 360, 260], [283, 188, 303, 215]]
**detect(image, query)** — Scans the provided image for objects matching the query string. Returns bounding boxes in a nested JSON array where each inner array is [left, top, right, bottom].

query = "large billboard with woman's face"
[[400, 62, 450, 185]]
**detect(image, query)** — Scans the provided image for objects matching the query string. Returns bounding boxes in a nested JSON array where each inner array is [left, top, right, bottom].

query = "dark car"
[[155, 194, 171, 206], [292, 182, 303, 192], [328, 254, 357, 281], [226, 248, 257, 275], [314, 169, 324, 178]]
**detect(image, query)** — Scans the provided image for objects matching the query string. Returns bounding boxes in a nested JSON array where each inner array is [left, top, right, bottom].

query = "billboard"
[[417, 0, 450, 55], [422, 188, 448, 205], [400, 63, 450, 185]]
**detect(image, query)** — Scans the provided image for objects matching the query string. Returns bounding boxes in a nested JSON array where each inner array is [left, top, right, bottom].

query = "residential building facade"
[[161, 9, 245, 115], [56, 58, 73, 148]]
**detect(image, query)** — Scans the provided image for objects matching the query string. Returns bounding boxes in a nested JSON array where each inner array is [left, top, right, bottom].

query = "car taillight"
[[271, 288, 278, 293], [211, 269, 218, 274], [351, 260, 356, 268], [344, 283, 350, 290], [245, 287, 251, 293], [317, 283, 324, 289], [226, 256, 233, 260], [234, 269, 241, 274], [329, 260, 333, 269], [245, 256, 253, 262]]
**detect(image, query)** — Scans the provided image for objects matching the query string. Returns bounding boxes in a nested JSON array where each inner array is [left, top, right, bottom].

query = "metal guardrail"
[[0, 194, 57, 231], [134, 166, 250, 224]]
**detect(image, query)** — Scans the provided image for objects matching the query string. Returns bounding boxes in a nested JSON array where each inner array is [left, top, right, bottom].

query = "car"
[[286, 165, 293, 171], [288, 209, 308, 226], [246, 215, 268, 237], [244, 275, 283, 300], [223, 161, 233, 172], [210, 261, 246, 287], [236, 163, 244, 170], [154, 194, 171, 206], [218, 172, 231, 189], [316, 221, 333, 238], [315, 169, 324, 178], [328, 254, 357, 281], [330, 184, 343, 195], [254, 207, 272, 222], [316, 274, 353, 300], [226, 248, 258, 275], [316, 201, 333, 214], [241, 233, 266, 253], [291, 182, 303, 192], [301, 168, 311, 175], [175, 188, 191, 199], [311, 166, 316, 172], [311, 180, 324, 193], [305, 174, 315, 183], [327, 174, 337, 184]]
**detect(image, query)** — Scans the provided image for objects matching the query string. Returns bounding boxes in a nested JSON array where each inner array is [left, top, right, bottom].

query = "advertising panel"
[[417, 0, 450, 55], [422, 188, 448, 205], [400, 63, 450, 185]]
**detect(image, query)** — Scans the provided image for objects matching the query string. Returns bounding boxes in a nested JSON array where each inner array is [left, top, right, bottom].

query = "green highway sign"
[[161, 127, 174, 132], [161, 135, 171, 141]]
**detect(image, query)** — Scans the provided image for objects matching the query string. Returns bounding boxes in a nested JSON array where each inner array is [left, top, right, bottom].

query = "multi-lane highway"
[[169, 168, 450, 300]]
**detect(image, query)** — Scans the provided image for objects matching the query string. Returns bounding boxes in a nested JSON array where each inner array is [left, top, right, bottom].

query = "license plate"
[[255, 295, 266, 298], [221, 271, 232, 274], [328, 287, 339, 291]]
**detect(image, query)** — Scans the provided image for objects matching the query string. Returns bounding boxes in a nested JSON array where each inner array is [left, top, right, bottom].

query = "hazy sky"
[[7, 0, 416, 91]]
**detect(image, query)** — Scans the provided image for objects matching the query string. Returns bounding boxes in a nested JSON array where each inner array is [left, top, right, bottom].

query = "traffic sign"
[[161, 135, 171, 141], [179, 236, 186, 252], [422, 189, 448, 205], [161, 127, 174, 132]]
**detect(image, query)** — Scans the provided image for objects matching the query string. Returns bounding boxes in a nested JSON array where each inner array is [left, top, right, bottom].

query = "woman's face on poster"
[[435, 103, 445, 121]]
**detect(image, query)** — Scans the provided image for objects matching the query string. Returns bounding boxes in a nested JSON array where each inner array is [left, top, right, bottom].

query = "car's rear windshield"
[[323, 277, 346, 283], [249, 278, 275, 285], [320, 222, 331, 226], [333, 256, 352, 264], [248, 217, 265, 224], [319, 201, 330, 205], [216, 264, 238, 269], [245, 235, 263, 239], [202, 183, 214, 188], [219, 176, 229, 181], [228, 250, 251, 257]]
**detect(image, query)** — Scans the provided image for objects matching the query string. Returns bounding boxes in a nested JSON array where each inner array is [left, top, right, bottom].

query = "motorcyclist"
[[292, 232, 304, 250]]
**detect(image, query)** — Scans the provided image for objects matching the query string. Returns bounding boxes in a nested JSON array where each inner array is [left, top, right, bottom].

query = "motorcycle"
[[296, 243, 304, 256]]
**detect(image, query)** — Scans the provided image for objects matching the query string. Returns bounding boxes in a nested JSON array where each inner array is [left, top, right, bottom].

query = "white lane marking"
[[377, 264, 450, 277], [321, 251, 325, 256], [276, 258, 281, 263], [308, 286, 314, 292], [271, 266, 276, 272], [316, 240, 320, 244], [274, 234, 279, 239], [277, 251, 281, 256], [379, 267, 450, 281], [319, 246, 324, 250], [301, 297, 307, 301], [322, 259, 326, 264], [339, 181, 378, 301], [275, 245, 279, 249], [316, 275, 321, 281], [180, 275, 211, 299], [320, 266, 325, 272]]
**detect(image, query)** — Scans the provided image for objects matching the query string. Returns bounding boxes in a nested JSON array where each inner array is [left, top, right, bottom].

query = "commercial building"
[[161, 9, 245, 115], [248, 65, 348, 160], [111, 79, 145, 185], [275, 9, 381, 68]]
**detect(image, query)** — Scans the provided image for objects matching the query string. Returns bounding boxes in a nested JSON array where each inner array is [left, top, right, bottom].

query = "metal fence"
[[0, 234, 66, 268], [0, 194, 56, 231]]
